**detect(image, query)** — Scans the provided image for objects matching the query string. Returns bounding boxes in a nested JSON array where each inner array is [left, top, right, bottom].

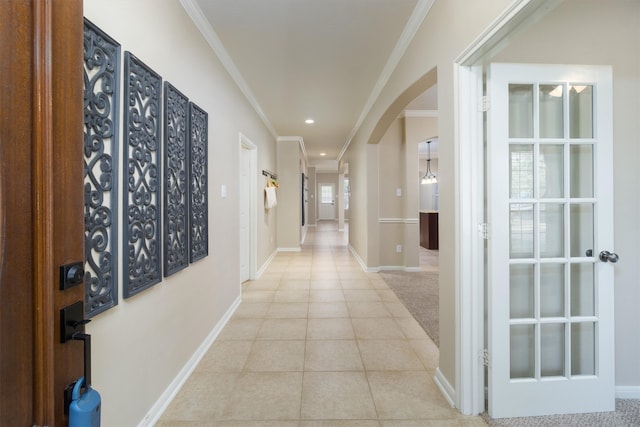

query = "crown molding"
[[179, 0, 278, 140], [338, 0, 435, 162]]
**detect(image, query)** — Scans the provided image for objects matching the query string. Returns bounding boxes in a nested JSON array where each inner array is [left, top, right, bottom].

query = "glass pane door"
[[488, 63, 614, 418]]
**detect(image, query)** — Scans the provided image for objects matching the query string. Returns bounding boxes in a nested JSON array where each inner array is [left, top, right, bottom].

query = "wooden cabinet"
[[420, 211, 439, 249]]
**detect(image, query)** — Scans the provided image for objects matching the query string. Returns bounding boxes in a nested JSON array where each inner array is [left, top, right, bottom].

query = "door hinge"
[[479, 95, 490, 112], [479, 223, 489, 240], [482, 349, 489, 367]]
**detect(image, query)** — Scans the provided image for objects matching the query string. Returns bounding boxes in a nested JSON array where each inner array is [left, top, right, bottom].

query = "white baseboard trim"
[[256, 249, 278, 279], [434, 368, 456, 408], [347, 247, 422, 273], [616, 386, 640, 399], [348, 245, 377, 273], [137, 296, 242, 427], [278, 247, 301, 252], [378, 266, 423, 272]]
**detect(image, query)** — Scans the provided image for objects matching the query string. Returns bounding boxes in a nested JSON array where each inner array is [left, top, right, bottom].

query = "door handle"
[[599, 250, 619, 263]]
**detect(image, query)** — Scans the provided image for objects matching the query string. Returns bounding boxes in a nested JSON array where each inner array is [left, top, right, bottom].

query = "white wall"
[[345, 0, 514, 390], [83, 1, 277, 425]]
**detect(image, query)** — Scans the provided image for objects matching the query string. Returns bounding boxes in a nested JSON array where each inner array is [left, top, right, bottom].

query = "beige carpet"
[[482, 399, 640, 426], [379, 270, 439, 347]]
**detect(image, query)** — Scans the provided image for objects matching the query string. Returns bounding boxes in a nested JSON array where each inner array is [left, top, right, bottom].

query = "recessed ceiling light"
[[305, 118, 315, 124], [320, 152, 326, 156]]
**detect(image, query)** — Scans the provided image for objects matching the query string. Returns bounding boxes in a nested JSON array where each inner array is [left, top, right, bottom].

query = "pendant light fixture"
[[421, 140, 438, 185]]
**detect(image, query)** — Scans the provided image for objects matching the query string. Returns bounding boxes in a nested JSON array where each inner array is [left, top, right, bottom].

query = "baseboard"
[[348, 245, 378, 273], [378, 266, 423, 272], [434, 368, 456, 408], [278, 247, 301, 252], [256, 249, 278, 279], [137, 295, 242, 427], [616, 386, 640, 399]]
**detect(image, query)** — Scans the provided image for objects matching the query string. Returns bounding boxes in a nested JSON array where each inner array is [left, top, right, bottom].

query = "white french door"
[[487, 63, 616, 418]]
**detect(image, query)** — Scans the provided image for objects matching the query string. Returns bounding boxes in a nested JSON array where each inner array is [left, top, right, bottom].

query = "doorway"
[[239, 133, 257, 283], [486, 63, 615, 418], [455, 0, 623, 417], [318, 183, 336, 220]]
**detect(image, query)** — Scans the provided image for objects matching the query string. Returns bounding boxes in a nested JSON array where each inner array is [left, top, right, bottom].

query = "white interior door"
[[487, 63, 616, 418], [318, 183, 336, 220], [239, 146, 250, 283]]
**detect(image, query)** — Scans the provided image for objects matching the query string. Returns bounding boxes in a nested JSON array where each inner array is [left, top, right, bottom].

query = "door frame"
[[452, 0, 565, 415], [239, 133, 258, 282]]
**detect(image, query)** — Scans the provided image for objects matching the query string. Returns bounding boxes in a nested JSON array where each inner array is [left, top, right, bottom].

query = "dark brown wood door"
[[0, 1, 84, 425]]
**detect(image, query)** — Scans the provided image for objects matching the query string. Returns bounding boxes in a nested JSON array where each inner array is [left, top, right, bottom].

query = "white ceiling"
[[186, 0, 434, 164]]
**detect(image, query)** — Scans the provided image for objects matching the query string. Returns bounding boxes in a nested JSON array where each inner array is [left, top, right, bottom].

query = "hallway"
[[158, 221, 485, 426]]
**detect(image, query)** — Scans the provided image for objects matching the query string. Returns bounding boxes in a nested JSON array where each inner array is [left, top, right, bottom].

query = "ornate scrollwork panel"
[[83, 19, 120, 317], [123, 52, 162, 297], [163, 83, 189, 276], [189, 103, 209, 262]]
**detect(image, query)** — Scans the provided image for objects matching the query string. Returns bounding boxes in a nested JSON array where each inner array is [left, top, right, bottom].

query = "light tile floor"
[[158, 221, 486, 426]]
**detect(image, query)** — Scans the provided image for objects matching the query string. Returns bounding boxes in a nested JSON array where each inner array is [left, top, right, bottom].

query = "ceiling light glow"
[[320, 152, 326, 156], [305, 118, 315, 124]]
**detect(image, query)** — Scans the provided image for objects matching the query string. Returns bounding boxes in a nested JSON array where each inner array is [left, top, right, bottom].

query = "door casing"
[[452, 0, 565, 415], [239, 133, 257, 282]]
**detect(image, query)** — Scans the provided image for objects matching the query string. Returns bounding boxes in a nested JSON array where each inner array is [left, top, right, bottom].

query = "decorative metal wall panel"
[[163, 83, 189, 276], [83, 19, 120, 317], [123, 52, 162, 297], [188, 102, 209, 262]]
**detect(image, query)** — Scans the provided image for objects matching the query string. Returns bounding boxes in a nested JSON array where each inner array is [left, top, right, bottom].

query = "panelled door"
[[487, 63, 616, 418], [318, 183, 336, 220]]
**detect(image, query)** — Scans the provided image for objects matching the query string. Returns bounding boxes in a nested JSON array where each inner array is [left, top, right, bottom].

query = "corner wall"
[[83, 1, 277, 425], [343, 0, 520, 401]]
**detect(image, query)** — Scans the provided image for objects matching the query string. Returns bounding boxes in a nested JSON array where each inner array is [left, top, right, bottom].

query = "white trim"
[[454, 63, 485, 416], [378, 266, 423, 272], [179, 0, 278, 140], [337, 0, 435, 162], [454, 0, 562, 65], [616, 386, 640, 400], [239, 133, 258, 281], [257, 249, 278, 279], [434, 368, 456, 408], [378, 217, 419, 224], [138, 296, 242, 427], [278, 247, 301, 252], [453, 0, 561, 416], [402, 109, 438, 118], [349, 245, 378, 273]]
